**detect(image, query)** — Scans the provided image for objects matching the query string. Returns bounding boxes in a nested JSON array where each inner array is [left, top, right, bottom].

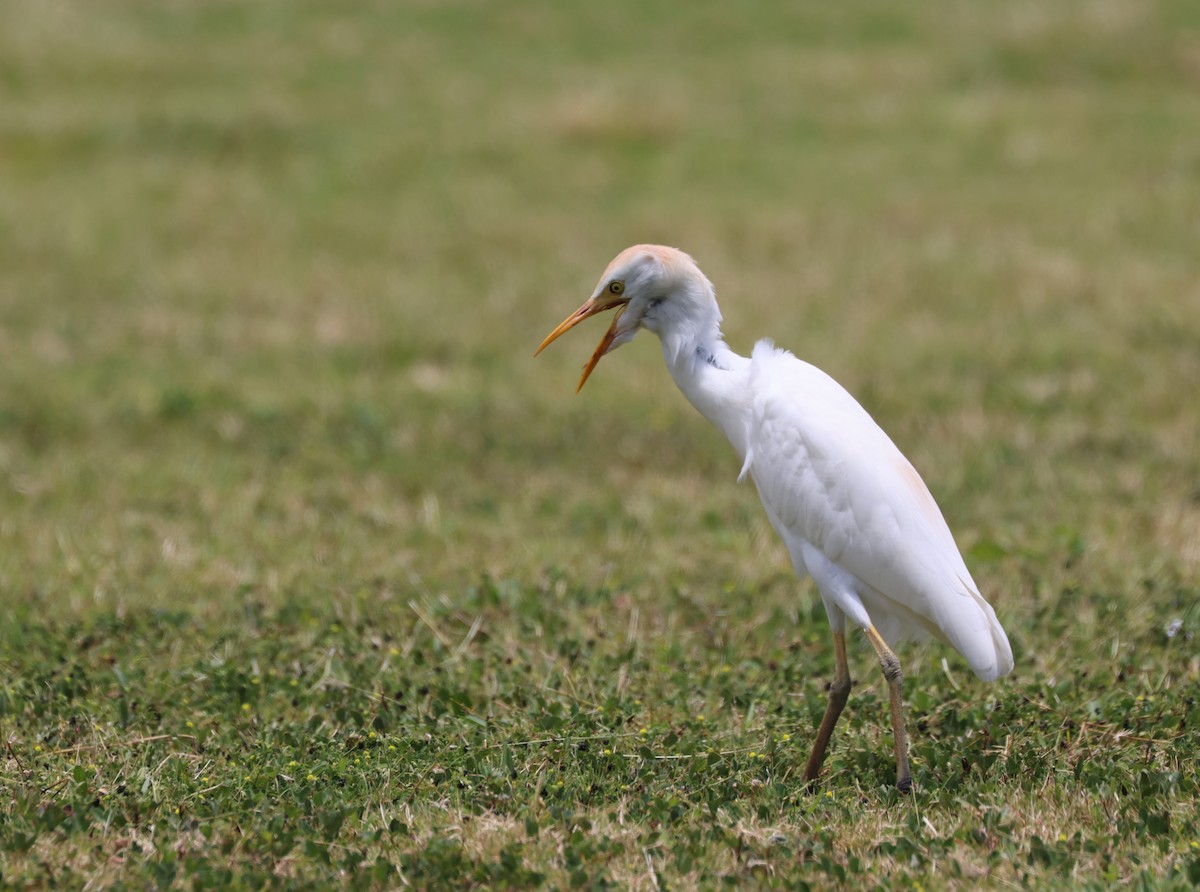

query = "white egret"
[[536, 245, 1013, 792]]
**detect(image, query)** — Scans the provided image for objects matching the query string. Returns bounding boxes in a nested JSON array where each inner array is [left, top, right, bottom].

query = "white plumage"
[[536, 244, 1013, 791], [745, 342, 1012, 680]]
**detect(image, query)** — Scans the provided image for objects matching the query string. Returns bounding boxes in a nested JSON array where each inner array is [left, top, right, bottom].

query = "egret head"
[[536, 245, 717, 391]]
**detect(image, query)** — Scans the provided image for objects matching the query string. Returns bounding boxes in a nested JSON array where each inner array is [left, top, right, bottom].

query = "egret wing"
[[744, 341, 1012, 680]]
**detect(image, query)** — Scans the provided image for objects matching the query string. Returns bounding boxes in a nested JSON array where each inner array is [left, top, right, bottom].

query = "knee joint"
[[880, 653, 902, 684]]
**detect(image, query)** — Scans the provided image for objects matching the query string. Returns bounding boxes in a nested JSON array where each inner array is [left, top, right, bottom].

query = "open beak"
[[535, 297, 629, 392]]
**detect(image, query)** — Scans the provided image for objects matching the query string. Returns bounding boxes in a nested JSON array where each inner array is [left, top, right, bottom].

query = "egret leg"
[[802, 629, 852, 785], [864, 625, 913, 793]]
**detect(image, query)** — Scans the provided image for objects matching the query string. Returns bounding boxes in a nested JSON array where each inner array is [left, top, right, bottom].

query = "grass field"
[[2, 0, 1199, 887]]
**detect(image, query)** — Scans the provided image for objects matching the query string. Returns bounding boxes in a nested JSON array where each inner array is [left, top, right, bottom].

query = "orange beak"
[[535, 297, 629, 392]]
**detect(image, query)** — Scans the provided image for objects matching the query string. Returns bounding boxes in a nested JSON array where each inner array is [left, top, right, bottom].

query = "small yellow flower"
[[749, 751, 757, 758], [241, 703, 250, 712], [33, 745, 41, 753], [781, 733, 791, 742], [639, 727, 648, 735], [602, 748, 612, 756], [1058, 834, 1067, 842], [824, 790, 834, 799], [389, 647, 400, 657], [388, 745, 396, 752], [244, 775, 252, 782], [307, 773, 317, 781], [201, 776, 209, 784], [696, 715, 706, 723], [251, 677, 260, 685], [368, 731, 377, 739], [288, 760, 299, 768], [721, 664, 732, 674], [186, 721, 195, 729]]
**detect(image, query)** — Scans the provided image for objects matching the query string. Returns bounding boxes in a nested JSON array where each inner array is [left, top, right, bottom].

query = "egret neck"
[[656, 290, 753, 465]]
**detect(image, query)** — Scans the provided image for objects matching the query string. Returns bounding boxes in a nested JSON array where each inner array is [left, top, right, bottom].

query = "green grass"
[[2, 0, 1199, 887]]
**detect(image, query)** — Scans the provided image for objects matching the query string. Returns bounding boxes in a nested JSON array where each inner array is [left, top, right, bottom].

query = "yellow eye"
[[608, 281, 624, 295]]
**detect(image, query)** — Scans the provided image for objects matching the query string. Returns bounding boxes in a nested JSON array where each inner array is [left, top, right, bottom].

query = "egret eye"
[[608, 281, 624, 295]]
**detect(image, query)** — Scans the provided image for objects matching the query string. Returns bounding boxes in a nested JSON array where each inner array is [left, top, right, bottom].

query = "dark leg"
[[802, 629, 852, 785]]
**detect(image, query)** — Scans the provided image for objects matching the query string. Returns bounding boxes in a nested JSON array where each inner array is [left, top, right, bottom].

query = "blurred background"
[[1, 0, 1197, 634]]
